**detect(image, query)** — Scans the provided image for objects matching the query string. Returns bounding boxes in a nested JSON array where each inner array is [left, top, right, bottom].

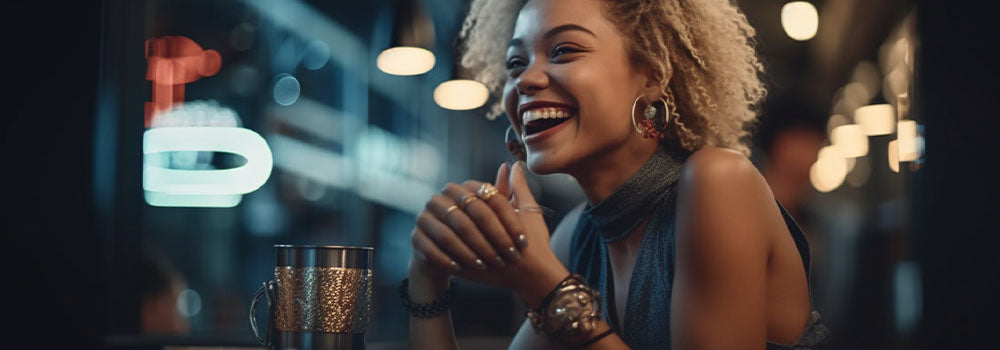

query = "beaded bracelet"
[[398, 278, 457, 319]]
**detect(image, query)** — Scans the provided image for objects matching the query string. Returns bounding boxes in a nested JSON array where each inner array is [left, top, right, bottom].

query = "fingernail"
[[517, 234, 528, 248], [505, 246, 521, 261], [474, 259, 487, 270], [450, 260, 461, 272], [493, 255, 507, 267]]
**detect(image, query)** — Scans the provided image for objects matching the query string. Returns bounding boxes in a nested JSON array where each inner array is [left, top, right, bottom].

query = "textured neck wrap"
[[582, 147, 686, 243]]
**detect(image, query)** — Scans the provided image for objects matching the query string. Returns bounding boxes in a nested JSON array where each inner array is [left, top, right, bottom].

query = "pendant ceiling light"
[[434, 61, 489, 111], [376, 0, 436, 76]]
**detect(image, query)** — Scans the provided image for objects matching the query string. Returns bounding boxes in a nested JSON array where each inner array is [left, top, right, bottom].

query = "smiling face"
[[503, 0, 658, 175]]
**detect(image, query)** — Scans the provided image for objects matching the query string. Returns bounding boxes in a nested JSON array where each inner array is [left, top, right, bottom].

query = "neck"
[[569, 140, 661, 204]]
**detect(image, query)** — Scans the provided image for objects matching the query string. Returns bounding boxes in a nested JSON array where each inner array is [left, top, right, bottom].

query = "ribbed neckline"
[[582, 147, 687, 243]]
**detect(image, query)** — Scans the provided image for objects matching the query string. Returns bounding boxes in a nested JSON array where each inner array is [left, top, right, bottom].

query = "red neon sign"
[[144, 36, 222, 128]]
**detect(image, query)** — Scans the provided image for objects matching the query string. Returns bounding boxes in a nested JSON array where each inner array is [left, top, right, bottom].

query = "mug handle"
[[249, 280, 276, 347]]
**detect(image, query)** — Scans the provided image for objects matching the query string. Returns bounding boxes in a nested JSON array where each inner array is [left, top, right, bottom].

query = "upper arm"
[[508, 201, 586, 349], [670, 148, 774, 350]]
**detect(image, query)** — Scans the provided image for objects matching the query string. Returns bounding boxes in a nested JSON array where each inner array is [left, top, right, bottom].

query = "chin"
[[526, 149, 572, 175]]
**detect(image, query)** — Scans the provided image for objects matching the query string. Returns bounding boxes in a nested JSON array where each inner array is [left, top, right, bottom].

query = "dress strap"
[[775, 199, 812, 281]]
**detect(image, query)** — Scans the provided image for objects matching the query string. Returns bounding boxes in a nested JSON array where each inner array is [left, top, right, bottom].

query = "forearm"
[[407, 273, 460, 350]]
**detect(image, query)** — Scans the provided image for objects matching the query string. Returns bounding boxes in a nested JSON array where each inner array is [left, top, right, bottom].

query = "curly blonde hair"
[[459, 0, 767, 156]]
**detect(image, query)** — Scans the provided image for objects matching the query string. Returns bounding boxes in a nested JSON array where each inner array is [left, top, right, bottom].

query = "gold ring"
[[476, 183, 499, 202], [441, 205, 459, 220], [515, 206, 542, 214], [458, 193, 477, 208], [515, 205, 551, 216]]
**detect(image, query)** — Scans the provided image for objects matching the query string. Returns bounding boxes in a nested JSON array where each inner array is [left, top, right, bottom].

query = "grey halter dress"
[[568, 147, 830, 349]]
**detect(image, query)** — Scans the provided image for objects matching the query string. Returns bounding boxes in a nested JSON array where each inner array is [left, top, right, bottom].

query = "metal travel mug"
[[250, 245, 374, 350]]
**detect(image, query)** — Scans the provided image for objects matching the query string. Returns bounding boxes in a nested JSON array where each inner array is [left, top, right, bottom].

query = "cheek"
[[558, 65, 634, 132], [502, 84, 521, 131]]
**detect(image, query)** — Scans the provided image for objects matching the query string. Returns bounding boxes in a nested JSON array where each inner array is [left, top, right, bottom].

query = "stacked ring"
[[458, 193, 477, 208], [477, 183, 499, 201]]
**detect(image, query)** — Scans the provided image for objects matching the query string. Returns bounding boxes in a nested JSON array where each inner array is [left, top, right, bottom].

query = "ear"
[[638, 64, 667, 101]]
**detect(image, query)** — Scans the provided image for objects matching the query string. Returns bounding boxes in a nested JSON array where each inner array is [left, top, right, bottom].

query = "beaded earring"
[[630, 94, 671, 139]]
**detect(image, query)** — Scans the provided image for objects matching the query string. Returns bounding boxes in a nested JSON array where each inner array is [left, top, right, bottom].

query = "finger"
[[495, 162, 512, 198], [457, 181, 521, 261], [417, 209, 484, 271], [463, 180, 527, 253], [441, 183, 506, 268], [411, 227, 460, 273], [510, 161, 540, 210]]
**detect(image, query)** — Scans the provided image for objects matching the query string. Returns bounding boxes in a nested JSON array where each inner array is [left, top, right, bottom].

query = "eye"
[[551, 45, 579, 58], [506, 57, 526, 70]]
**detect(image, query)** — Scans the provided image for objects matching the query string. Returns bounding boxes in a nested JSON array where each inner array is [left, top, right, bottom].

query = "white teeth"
[[522, 108, 572, 124]]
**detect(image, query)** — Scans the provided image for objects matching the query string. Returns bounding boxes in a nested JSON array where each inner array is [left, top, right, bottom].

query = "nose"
[[514, 60, 549, 94]]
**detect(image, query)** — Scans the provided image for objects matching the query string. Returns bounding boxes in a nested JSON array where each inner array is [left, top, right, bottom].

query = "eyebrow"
[[508, 24, 597, 48]]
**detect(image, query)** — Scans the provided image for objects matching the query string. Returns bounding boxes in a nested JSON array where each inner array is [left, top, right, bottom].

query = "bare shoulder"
[[675, 147, 777, 254], [679, 147, 773, 207], [551, 201, 586, 268]]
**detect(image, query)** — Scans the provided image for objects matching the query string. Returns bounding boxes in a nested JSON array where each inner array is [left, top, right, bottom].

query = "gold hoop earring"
[[630, 95, 670, 139]]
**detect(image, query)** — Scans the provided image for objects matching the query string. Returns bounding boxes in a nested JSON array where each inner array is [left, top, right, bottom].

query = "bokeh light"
[[376, 47, 435, 76], [781, 2, 819, 41], [302, 40, 331, 70], [897, 120, 920, 161], [176, 289, 202, 318], [273, 74, 301, 106], [831, 124, 869, 157], [856, 104, 895, 135], [827, 114, 851, 135], [811, 145, 848, 192], [433, 79, 489, 110], [851, 61, 882, 101], [888, 140, 900, 173], [842, 82, 872, 110]]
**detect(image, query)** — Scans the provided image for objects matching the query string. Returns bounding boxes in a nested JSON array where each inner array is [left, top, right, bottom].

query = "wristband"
[[568, 328, 616, 349], [398, 278, 457, 318]]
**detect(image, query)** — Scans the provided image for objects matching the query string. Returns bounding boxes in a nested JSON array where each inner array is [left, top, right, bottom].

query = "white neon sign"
[[143, 126, 273, 207]]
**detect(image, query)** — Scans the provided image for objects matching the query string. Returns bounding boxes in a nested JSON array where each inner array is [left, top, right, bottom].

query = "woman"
[[402, 0, 829, 348]]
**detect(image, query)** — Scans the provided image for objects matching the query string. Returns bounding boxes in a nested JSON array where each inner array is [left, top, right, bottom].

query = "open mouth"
[[522, 108, 574, 136]]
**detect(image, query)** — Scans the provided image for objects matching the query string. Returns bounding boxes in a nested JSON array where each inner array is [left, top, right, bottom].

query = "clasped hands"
[[409, 161, 567, 300]]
